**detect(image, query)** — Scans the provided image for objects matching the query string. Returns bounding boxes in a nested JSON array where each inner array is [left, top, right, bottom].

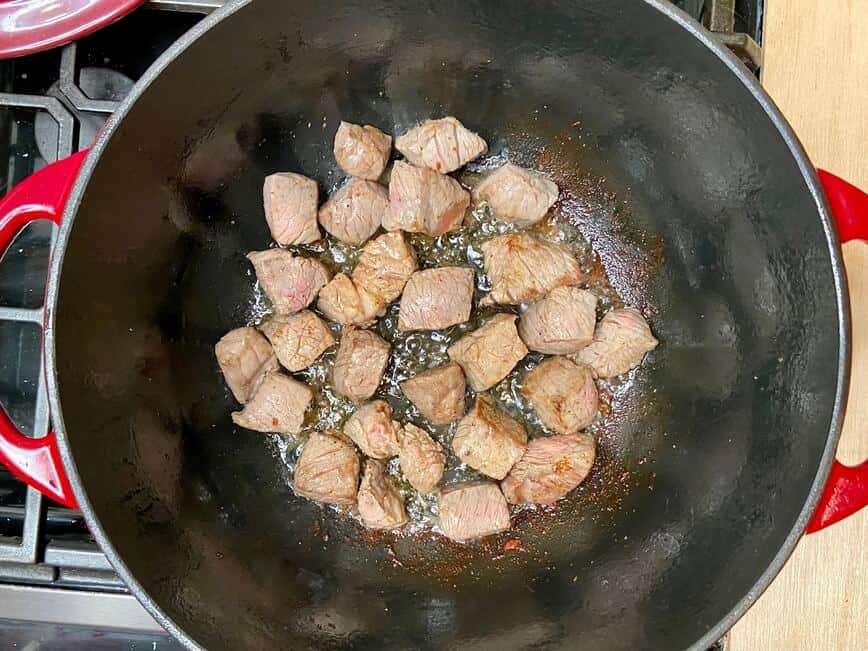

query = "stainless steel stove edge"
[[0, 583, 162, 632]]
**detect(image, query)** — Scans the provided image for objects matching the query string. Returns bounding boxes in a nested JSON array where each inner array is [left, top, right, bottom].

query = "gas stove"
[[0, 1, 760, 648]]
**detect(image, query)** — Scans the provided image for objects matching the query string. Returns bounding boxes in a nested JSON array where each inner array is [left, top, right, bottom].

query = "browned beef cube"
[[438, 482, 510, 542], [522, 358, 598, 434], [231, 371, 313, 434], [447, 313, 528, 391], [294, 432, 360, 505], [316, 273, 384, 327], [518, 286, 597, 355], [385, 161, 470, 235], [571, 308, 658, 378], [259, 311, 334, 372], [343, 400, 401, 459], [332, 328, 390, 404], [215, 327, 279, 403], [452, 395, 527, 480], [397, 423, 445, 493], [247, 249, 330, 315], [352, 231, 418, 304], [474, 163, 559, 226], [395, 117, 487, 174], [263, 172, 320, 245], [400, 363, 466, 425], [500, 433, 596, 505], [357, 459, 408, 530], [333, 121, 392, 181], [398, 267, 475, 331], [480, 233, 582, 306], [318, 178, 388, 245]]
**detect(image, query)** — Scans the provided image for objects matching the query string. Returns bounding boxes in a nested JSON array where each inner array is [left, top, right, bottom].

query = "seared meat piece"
[[398, 423, 445, 493], [318, 178, 388, 245], [333, 121, 392, 181], [571, 308, 658, 378], [247, 249, 330, 315], [522, 358, 598, 434], [474, 163, 559, 226], [262, 172, 320, 245], [501, 433, 596, 505], [480, 233, 582, 306], [452, 395, 528, 480], [357, 459, 408, 530], [385, 161, 470, 236], [518, 286, 597, 355], [259, 311, 334, 372], [447, 313, 528, 391], [316, 273, 384, 327], [352, 231, 418, 303], [343, 400, 401, 459], [400, 363, 466, 424], [332, 328, 390, 404], [438, 482, 510, 542], [316, 232, 416, 326], [231, 371, 313, 434], [215, 327, 279, 403], [395, 117, 487, 174], [294, 432, 360, 505], [398, 267, 475, 331]]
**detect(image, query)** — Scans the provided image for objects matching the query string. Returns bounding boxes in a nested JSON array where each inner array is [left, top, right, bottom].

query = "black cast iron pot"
[[1, 1, 866, 649]]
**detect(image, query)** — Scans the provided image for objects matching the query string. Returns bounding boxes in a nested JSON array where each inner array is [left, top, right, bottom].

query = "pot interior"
[[52, 1, 842, 649]]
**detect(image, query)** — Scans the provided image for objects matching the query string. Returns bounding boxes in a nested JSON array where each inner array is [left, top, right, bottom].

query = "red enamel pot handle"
[[806, 170, 868, 533], [0, 150, 88, 509]]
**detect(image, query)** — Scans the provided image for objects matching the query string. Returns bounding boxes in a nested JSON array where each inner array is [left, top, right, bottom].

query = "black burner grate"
[[0, 0, 210, 595]]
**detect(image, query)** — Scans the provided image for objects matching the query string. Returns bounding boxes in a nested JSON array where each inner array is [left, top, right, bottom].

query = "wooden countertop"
[[729, 2, 868, 649]]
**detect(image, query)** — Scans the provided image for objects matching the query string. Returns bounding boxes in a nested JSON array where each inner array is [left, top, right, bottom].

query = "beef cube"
[[480, 233, 582, 306], [571, 308, 658, 378], [231, 371, 313, 434], [263, 172, 320, 245], [522, 358, 598, 434], [215, 327, 279, 403], [332, 328, 391, 403], [395, 117, 487, 174], [352, 231, 418, 304], [438, 482, 510, 542], [343, 400, 401, 459], [318, 178, 388, 245], [518, 286, 597, 355], [294, 432, 360, 505], [447, 313, 528, 391], [398, 423, 445, 493], [385, 161, 470, 236], [452, 395, 528, 480], [357, 459, 408, 530], [333, 121, 392, 181], [317, 273, 384, 327], [247, 249, 330, 315], [474, 163, 559, 226], [501, 433, 596, 505], [400, 363, 466, 424], [398, 267, 475, 331], [259, 311, 334, 372]]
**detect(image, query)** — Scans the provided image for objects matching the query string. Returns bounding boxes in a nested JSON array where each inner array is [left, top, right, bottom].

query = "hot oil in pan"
[[248, 126, 665, 581]]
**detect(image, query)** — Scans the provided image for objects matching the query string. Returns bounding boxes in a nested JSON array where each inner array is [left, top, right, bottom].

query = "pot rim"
[[42, 1, 850, 650]]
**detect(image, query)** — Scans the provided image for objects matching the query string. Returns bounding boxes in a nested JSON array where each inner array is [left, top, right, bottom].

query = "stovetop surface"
[[0, 0, 759, 648]]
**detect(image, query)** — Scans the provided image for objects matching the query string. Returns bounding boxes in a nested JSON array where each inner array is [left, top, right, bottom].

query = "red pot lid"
[[0, 0, 147, 60]]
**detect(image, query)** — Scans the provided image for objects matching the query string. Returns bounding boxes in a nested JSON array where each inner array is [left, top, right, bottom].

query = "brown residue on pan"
[[532, 127, 665, 314]]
